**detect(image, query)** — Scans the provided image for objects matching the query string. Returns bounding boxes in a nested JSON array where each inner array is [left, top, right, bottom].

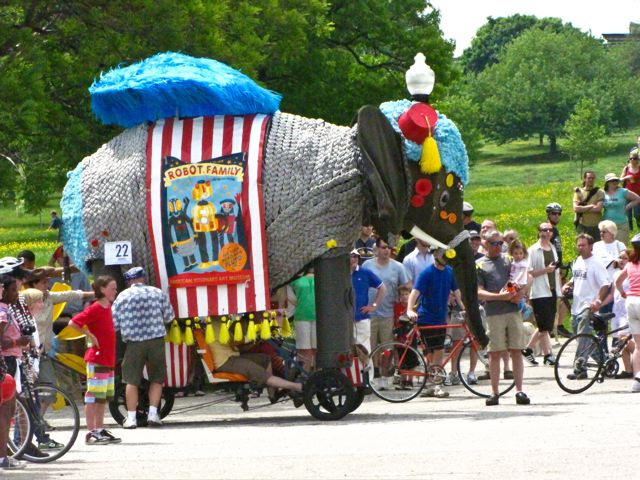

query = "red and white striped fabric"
[[141, 342, 190, 388], [146, 115, 271, 318], [342, 357, 363, 387]]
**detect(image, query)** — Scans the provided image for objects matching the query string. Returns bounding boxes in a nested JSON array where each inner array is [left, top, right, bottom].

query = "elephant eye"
[[439, 190, 450, 208]]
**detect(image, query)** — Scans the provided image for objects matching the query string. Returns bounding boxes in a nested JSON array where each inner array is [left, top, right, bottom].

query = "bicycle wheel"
[[457, 339, 516, 398], [8, 397, 33, 459], [554, 333, 604, 394], [21, 385, 80, 463], [369, 342, 427, 402], [303, 369, 356, 421], [108, 381, 175, 426]]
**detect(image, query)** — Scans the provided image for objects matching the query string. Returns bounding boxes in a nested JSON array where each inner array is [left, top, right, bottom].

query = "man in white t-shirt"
[[561, 233, 611, 379]]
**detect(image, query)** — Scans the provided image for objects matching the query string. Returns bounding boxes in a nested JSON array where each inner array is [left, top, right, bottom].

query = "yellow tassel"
[[205, 317, 215, 344], [184, 319, 194, 346], [247, 313, 256, 342], [219, 316, 230, 344], [260, 319, 271, 340], [282, 315, 292, 337], [169, 320, 182, 345], [233, 320, 244, 342], [419, 135, 442, 174]]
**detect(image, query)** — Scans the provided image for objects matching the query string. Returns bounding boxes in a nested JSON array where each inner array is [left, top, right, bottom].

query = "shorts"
[[625, 296, 640, 335], [1, 373, 16, 405], [447, 311, 465, 342], [37, 355, 58, 385], [85, 363, 115, 404], [419, 325, 446, 352], [353, 319, 371, 354], [294, 321, 317, 349], [531, 295, 557, 332], [216, 353, 270, 385], [370, 316, 394, 352], [486, 311, 526, 352], [122, 337, 166, 386]]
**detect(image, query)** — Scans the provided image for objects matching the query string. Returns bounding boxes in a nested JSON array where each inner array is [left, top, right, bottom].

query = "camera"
[[21, 323, 36, 336]]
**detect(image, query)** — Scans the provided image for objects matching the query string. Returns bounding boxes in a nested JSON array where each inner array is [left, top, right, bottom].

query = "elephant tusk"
[[410, 225, 450, 250]]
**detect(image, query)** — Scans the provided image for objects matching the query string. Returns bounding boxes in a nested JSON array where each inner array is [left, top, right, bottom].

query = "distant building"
[[603, 22, 640, 46]]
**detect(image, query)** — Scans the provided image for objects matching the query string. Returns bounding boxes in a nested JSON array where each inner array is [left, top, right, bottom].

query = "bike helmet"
[[631, 233, 640, 246], [545, 202, 562, 214], [0, 257, 24, 275]]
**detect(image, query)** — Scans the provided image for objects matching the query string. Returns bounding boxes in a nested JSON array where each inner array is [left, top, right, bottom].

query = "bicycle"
[[554, 310, 628, 394], [368, 313, 515, 402], [10, 352, 80, 463]]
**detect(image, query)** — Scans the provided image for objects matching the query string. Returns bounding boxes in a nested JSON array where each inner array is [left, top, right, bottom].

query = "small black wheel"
[[348, 388, 366, 413], [456, 339, 515, 398], [554, 333, 604, 394], [603, 357, 620, 378], [369, 342, 427, 402], [303, 369, 356, 421], [109, 381, 175, 426]]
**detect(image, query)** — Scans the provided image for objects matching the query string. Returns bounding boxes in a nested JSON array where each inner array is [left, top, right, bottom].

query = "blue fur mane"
[[90, 52, 282, 128], [379, 100, 469, 185]]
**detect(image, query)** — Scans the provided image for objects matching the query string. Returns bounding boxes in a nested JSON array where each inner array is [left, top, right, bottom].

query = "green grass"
[[0, 200, 60, 267], [465, 130, 637, 257]]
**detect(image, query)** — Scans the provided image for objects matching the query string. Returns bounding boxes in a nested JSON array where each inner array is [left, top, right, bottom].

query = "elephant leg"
[[313, 249, 354, 369]]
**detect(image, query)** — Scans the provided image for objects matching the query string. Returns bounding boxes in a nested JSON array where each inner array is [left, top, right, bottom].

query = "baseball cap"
[[469, 230, 481, 239], [462, 202, 474, 213], [124, 266, 146, 281]]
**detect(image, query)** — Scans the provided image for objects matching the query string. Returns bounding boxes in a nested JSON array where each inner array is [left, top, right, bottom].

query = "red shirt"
[[623, 165, 640, 195], [71, 301, 116, 368]]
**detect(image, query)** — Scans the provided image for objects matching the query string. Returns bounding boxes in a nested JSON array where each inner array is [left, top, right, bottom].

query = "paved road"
[[12, 350, 640, 479]]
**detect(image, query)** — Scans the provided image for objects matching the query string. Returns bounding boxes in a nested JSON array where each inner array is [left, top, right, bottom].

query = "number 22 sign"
[[104, 241, 133, 266]]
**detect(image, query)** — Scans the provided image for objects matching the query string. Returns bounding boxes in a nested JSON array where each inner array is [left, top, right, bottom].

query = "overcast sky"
[[428, 0, 640, 56]]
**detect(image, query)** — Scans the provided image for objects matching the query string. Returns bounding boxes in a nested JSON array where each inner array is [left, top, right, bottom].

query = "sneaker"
[[477, 371, 491, 381], [38, 439, 64, 450], [24, 443, 49, 458], [99, 429, 122, 444], [615, 371, 634, 379], [522, 348, 539, 366], [444, 372, 461, 386], [543, 354, 556, 366], [632, 377, 640, 393], [194, 390, 206, 397], [567, 370, 588, 380], [122, 417, 137, 429], [485, 394, 499, 406], [515, 392, 531, 405], [433, 386, 449, 398], [466, 372, 478, 385], [0, 457, 26, 470], [147, 413, 162, 426], [420, 386, 435, 397], [85, 431, 109, 445], [503, 370, 514, 380]]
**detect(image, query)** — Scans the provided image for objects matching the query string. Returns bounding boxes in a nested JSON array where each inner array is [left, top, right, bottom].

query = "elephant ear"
[[355, 105, 408, 236]]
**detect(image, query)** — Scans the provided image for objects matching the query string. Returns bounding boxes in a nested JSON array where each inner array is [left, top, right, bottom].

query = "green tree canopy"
[[563, 98, 611, 176]]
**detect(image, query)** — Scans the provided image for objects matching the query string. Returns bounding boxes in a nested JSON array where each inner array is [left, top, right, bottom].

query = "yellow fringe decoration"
[[205, 316, 215, 344], [233, 319, 244, 342], [247, 313, 256, 342], [169, 320, 182, 345], [184, 319, 194, 346], [281, 315, 292, 337], [219, 316, 230, 344], [419, 135, 442, 174], [260, 319, 271, 340]]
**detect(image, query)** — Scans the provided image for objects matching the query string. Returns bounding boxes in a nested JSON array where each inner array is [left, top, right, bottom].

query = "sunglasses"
[[489, 240, 504, 247], [539, 228, 553, 232], [549, 212, 561, 216]]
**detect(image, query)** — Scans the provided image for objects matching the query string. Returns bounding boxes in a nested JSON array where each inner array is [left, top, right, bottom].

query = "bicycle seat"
[[591, 312, 615, 331]]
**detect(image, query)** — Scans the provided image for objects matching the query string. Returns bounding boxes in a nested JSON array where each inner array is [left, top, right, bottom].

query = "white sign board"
[[104, 241, 133, 266]]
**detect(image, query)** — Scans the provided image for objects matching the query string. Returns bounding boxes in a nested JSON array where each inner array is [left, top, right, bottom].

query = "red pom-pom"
[[101, 230, 109, 237], [90, 239, 99, 248], [410, 194, 425, 208], [415, 179, 432, 197]]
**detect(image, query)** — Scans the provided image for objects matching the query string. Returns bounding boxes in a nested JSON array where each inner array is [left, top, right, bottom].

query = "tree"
[[435, 91, 483, 165], [472, 28, 622, 153], [563, 98, 612, 176], [460, 15, 582, 75]]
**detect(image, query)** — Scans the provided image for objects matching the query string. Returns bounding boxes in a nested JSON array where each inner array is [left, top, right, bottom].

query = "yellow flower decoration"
[[326, 239, 337, 249]]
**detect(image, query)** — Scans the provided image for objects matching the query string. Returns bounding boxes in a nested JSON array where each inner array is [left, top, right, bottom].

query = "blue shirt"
[[351, 267, 383, 322], [603, 187, 629, 225], [112, 283, 174, 342], [414, 264, 458, 325]]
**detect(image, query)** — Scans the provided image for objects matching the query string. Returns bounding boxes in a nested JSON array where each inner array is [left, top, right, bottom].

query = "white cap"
[[462, 201, 474, 213]]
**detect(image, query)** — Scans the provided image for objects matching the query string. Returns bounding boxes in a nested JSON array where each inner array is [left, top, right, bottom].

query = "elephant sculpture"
[[61, 52, 488, 369]]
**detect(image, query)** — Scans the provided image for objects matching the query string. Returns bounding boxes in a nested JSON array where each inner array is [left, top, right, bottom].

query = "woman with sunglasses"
[[603, 172, 640, 243], [620, 149, 640, 231]]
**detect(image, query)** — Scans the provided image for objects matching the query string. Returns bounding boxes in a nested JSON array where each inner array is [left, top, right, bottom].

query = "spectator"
[[502, 229, 519, 253], [402, 238, 434, 284], [469, 230, 484, 260], [545, 203, 564, 269], [350, 249, 385, 383], [354, 224, 375, 258], [407, 251, 465, 399], [573, 170, 604, 240], [561, 234, 610, 380], [612, 251, 634, 379], [17, 250, 36, 271], [476, 230, 531, 406], [48, 211, 62, 231], [602, 173, 640, 244], [620, 149, 640, 231], [615, 233, 640, 392], [0, 356, 23, 469], [462, 202, 481, 232], [522, 223, 561, 366], [593, 220, 626, 283], [478, 219, 497, 255], [112, 267, 174, 428], [362, 238, 410, 359], [68, 276, 121, 445], [286, 267, 317, 371]]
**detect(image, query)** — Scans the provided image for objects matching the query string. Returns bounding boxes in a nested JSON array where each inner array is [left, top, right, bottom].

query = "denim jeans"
[[571, 309, 604, 367]]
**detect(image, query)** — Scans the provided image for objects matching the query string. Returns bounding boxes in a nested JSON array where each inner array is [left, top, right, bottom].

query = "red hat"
[[398, 103, 438, 144]]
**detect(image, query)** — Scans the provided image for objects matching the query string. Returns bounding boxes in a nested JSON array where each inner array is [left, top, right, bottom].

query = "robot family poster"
[[160, 152, 251, 286]]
